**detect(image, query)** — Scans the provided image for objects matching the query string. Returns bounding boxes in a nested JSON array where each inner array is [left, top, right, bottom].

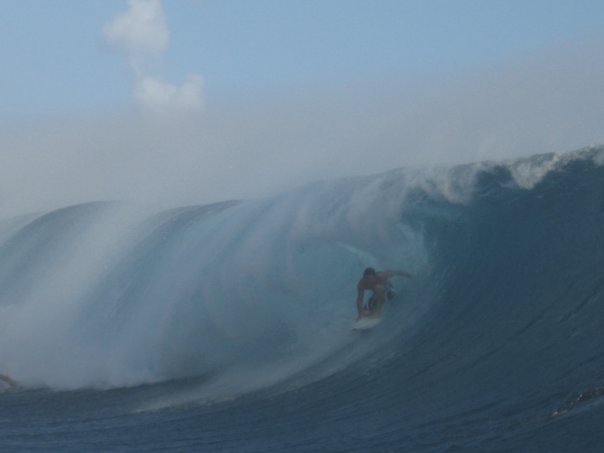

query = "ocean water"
[[0, 147, 603, 452]]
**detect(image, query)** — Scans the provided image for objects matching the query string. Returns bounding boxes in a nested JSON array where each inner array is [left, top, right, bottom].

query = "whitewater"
[[1, 146, 603, 452]]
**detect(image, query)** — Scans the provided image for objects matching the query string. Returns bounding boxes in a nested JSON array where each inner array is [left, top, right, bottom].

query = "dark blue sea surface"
[[0, 147, 603, 452]]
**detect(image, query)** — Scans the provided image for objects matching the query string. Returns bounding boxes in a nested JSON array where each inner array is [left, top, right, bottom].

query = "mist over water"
[[2, 37, 604, 217], [0, 170, 430, 394]]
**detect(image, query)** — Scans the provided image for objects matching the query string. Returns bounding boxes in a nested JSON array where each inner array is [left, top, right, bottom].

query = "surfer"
[[356, 267, 412, 320]]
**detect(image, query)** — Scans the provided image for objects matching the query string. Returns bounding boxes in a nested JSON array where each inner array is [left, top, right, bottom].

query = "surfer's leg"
[[372, 285, 386, 316], [367, 296, 376, 312]]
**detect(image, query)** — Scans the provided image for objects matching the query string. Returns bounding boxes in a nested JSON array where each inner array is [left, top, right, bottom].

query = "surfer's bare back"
[[356, 267, 412, 319]]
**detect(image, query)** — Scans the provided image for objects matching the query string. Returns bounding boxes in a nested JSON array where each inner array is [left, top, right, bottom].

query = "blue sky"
[[2, 0, 603, 114], [1, 1, 604, 214]]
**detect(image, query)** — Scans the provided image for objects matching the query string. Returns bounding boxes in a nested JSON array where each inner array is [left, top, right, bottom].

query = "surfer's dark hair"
[[363, 267, 376, 277]]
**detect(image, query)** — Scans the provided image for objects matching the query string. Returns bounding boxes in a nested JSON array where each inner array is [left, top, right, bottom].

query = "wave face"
[[1, 147, 604, 451]]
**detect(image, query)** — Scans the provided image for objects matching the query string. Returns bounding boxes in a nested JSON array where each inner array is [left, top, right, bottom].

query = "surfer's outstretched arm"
[[378, 270, 413, 279]]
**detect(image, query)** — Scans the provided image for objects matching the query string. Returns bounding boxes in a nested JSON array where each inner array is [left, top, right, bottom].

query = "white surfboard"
[[352, 316, 382, 331]]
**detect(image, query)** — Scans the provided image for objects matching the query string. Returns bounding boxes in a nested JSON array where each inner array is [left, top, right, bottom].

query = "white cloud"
[[103, 0, 203, 113], [134, 74, 204, 113], [103, 0, 169, 65]]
